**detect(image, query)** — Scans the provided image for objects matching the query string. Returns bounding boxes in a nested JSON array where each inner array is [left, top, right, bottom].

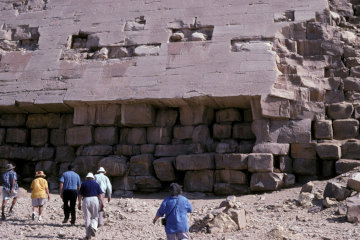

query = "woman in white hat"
[[94, 167, 112, 227], [30, 171, 50, 221]]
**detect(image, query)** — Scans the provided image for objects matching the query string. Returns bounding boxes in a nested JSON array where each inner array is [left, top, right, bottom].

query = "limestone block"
[[129, 154, 154, 176], [215, 153, 248, 170], [73, 104, 96, 125], [192, 125, 211, 144], [261, 96, 290, 119], [191, 32, 207, 41], [216, 108, 242, 123], [238, 141, 254, 154], [119, 128, 130, 144], [250, 173, 283, 191], [95, 104, 121, 126], [336, 159, 360, 175], [98, 155, 127, 176], [155, 109, 178, 127], [293, 158, 317, 175], [66, 126, 93, 146], [60, 114, 74, 129], [291, 143, 317, 159], [213, 124, 232, 139], [184, 170, 214, 192], [316, 143, 341, 160], [55, 146, 75, 162], [351, 66, 360, 78], [0, 114, 26, 127], [283, 173, 296, 187], [147, 127, 172, 144], [50, 129, 65, 146], [112, 176, 137, 191], [173, 126, 194, 140], [0, 128, 5, 144], [114, 144, 141, 156], [233, 123, 255, 140], [215, 140, 238, 153], [215, 170, 247, 184], [81, 145, 113, 156], [348, 173, 360, 192], [121, 103, 155, 127], [251, 120, 270, 143], [8, 146, 36, 160], [248, 153, 273, 173], [344, 77, 360, 91], [94, 127, 117, 145], [140, 144, 155, 154], [269, 119, 311, 144], [6, 128, 28, 144], [333, 119, 359, 139], [290, 101, 325, 120], [346, 195, 360, 223], [74, 156, 102, 175], [134, 45, 160, 56], [33, 147, 55, 161], [214, 183, 249, 195], [31, 129, 48, 147], [341, 140, 360, 159], [154, 144, 203, 157], [135, 176, 162, 192], [322, 160, 335, 178], [253, 143, 290, 155], [176, 153, 214, 171], [279, 156, 293, 173], [153, 157, 176, 182], [26, 114, 48, 128], [179, 105, 214, 126], [327, 102, 354, 119], [314, 120, 333, 139], [324, 181, 351, 201]]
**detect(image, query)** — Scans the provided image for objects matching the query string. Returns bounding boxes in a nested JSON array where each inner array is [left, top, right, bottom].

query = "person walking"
[[59, 164, 81, 225], [30, 171, 50, 221], [153, 183, 193, 240], [78, 172, 104, 240], [1, 163, 18, 221], [94, 167, 112, 227]]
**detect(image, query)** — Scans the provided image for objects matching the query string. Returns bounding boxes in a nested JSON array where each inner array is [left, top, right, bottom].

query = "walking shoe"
[[1, 214, 5, 221], [62, 218, 68, 223], [38, 216, 42, 221], [31, 212, 35, 220], [89, 226, 96, 237]]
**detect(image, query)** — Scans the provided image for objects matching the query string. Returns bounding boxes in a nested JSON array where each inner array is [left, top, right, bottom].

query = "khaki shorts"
[[2, 189, 17, 201], [32, 198, 46, 207], [166, 232, 190, 240]]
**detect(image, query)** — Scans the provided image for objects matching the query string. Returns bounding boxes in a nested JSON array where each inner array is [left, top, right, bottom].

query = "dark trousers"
[[63, 189, 78, 223]]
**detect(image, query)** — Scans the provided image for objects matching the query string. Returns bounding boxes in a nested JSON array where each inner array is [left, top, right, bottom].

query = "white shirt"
[[94, 173, 112, 197]]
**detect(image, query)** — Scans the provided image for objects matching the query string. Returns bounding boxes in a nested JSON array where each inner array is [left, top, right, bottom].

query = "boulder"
[[74, 156, 102, 175], [248, 153, 273, 173], [316, 143, 341, 160], [233, 123, 255, 140], [94, 127, 117, 145], [298, 192, 314, 207], [333, 119, 359, 139], [313, 120, 333, 139], [153, 157, 176, 182], [129, 154, 154, 176], [215, 153, 248, 170], [252, 143, 289, 155], [121, 103, 155, 127], [81, 145, 113, 156], [214, 183, 249, 195], [291, 143, 317, 159], [324, 181, 351, 201], [215, 170, 247, 184], [346, 194, 360, 223], [173, 125, 194, 140], [147, 127, 172, 144], [66, 126, 93, 146], [0, 114, 26, 127], [341, 140, 360, 159], [336, 159, 360, 174], [135, 176, 162, 192], [216, 108, 242, 123], [179, 105, 214, 126], [250, 173, 283, 191], [184, 170, 214, 192], [348, 173, 360, 192], [155, 109, 178, 127], [6, 128, 28, 145], [269, 119, 311, 143], [50, 129, 65, 146], [327, 102, 354, 119], [207, 212, 238, 233], [31, 129, 48, 147], [293, 158, 317, 175], [176, 153, 214, 170], [98, 155, 127, 176], [213, 124, 232, 139], [55, 146, 75, 162]]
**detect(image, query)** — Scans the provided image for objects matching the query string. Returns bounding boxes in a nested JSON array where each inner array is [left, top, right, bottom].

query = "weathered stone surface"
[[233, 123, 255, 140], [6, 128, 28, 144], [81, 145, 113, 156], [192, 125, 211, 144], [129, 154, 154, 176], [316, 143, 341, 160], [215, 153, 248, 170], [291, 143, 317, 159], [251, 120, 270, 143], [333, 119, 359, 139], [336, 159, 360, 174], [327, 102, 354, 119], [135, 176, 162, 192], [0, 146, 35, 160], [214, 183, 249, 195], [55, 146, 75, 162], [269, 119, 311, 143], [184, 170, 214, 192], [0, 128, 5, 144], [112, 175, 137, 191], [94, 127, 117, 145], [120, 128, 146, 144], [30, 129, 48, 147], [347, 194, 360, 223], [153, 157, 176, 182], [238, 141, 254, 154], [98, 155, 127, 176], [26, 114, 48, 128], [314, 120, 333, 139], [250, 173, 283, 191], [248, 153, 273, 173], [215, 140, 238, 154], [324, 181, 351, 201], [348, 173, 360, 192], [253, 143, 289, 155], [33, 147, 55, 161], [215, 170, 247, 184], [95, 104, 121, 126], [180, 105, 214, 126], [293, 158, 317, 175], [140, 144, 155, 154], [279, 156, 292, 173], [213, 124, 232, 139], [114, 144, 141, 156], [73, 105, 96, 125], [216, 108, 242, 123], [173, 125, 194, 140], [147, 127, 172, 144], [74, 156, 102, 175], [261, 96, 290, 119], [341, 140, 360, 160], [0, 114, 26, 127], [66, 126, 93, 146], [176, 153, 214, 170], [50, 129, 65, 146], [121, 104, 155, 127], [155, 109, 178, 127]]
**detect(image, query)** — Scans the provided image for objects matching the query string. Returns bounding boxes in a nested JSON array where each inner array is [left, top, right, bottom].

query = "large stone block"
[[324, 181, 351, 201], [112, 175, 137, 191], [250, 173, 283, 191], [248, 153, 273, 173], [214, 183, 249, 195], [314, 120, 333, 139], [50, 129, 65, 146], [81, 145, 113, 156], [336, 159, 360, 174], [283, 173, 296, 187], [155, 109, 178, 127], [327, 102, 354, 119], [173, 125, 194, 140], [94, 127, 117, 145], [253, 143, 289, 155], [98, 155, 127, 176], [316, 143, 341, 160], [179, 105, 214, 126], [135, 176, 162, 192], [291, 143, 317, 159], [95, 104, 121, 126], [341, 140, 360, 159], [147, 127, 172, 144], [121, 103, 155, 127], [184, 170, 214, 192], [293, 158, 317, 175], [6, 128, 28, 145], [73, 104, 96, 125], [269, 119, 311, 143], [74, 156, 102, 175], [47, 113, 61, 129], [60, 114, 74, 129], [192, 125, 211, 144], [33, 147, 55, 161], [333, 119, 359, 139], [261, 96, 290, 119], [55, 146, 75, 162], [251, 120, 270, 143], [153, 157, 176, 182], [215, 170, 247, 184], [26, 114, 48, 128], [213, 124, 232, 139], [31, 129, 48, 147], [155, 144, 203, 157], [66, 126, 93, 146], [114, 144, 141, 156], [215, 108, 242, 123], [215, 153, 248, 170], [238, 141, 254, 154], [0, 128, 5, 144], [129, 154, 154, 176], [140, 144, 155, 154], [347, 195, 360, 223], [125, 128, 146, 144], [348, 173, 360, 192], [176, 153, 214, 170], [233, 123, 255, 140], [0, 114, 26, 127]]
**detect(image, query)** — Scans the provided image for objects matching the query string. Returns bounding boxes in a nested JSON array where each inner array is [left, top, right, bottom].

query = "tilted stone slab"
[[348, 173, 360, 192], [316, 143, 341, 160], [31, 129, 48, 147], [253, 143, 289, 155], [121, 103, 155, 127], [98, 155, 127, 176], [324, 181, 351, 201], [314, 120, 333, 139], [233, 123, 255, 140], [213, 124, 232, 139], [333, 119, 359, 140], [6, 128, 28, 145], [155, 109, 178, 127], [215, 170, 247, 184], [215, 153, 248, 170], [0, 114, 26, 127], [327, 102, 354, 119], [180, 105, 214, 126], [293, 158, 317, 175], [94, 127, 118, 145], [129, 154, 154, 176], [184, 170, 214, 192], [153, 157, 176, 182], [81, 145, 113, 156], [269, 119, 311, 143], [250, 173, 283, 192], [248, 153, 273, 173], [176, 153, 214, 170], [214, 183, 249, 196], [55, 146, 75, 162], [66, 126, 93, 146], [74, 156, 102, 175], [336, 159, 360, 174], [347, 194, 360, 223], [291, 143, 317, 159], [216, 108, 242, 123], [173, 125, 194, 140], [147, 127, 172, 144]]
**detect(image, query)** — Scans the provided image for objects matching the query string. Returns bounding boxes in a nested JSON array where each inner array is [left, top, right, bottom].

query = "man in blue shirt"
[[1, 163, 18, 221], [153, 183, 193, 240], [78, 172, 104, 240], [59, 164, 81, 225]]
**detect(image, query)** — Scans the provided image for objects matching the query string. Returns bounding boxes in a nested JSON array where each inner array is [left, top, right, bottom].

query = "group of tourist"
[[2, 163, 193, 240]]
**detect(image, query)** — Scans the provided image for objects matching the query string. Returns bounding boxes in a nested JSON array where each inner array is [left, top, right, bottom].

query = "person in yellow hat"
[[30, 171, 50, 221]]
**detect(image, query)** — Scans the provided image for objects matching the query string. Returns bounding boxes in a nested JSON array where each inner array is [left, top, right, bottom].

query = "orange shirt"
[[31, 177, 48, 199]]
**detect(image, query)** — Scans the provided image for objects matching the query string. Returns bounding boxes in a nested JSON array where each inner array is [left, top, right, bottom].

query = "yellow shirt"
[[31, 177, 48, 199]]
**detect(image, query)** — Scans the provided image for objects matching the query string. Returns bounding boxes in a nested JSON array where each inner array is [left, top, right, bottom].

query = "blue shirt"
[[79, 180, 103, 197], [156, 195, 193, 234], [60, 170, 81, 191], [2, 170, 18, 191]]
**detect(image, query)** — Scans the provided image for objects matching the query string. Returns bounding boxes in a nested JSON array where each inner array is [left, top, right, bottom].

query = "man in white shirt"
[[94, 167, 112, 227]]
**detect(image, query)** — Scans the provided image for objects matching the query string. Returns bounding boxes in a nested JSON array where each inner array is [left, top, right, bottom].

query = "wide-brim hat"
[[86, 172, 94, 179], [35, 171, 46, 178], [97, 167, 106, 173], [5, 163, 15, 171]]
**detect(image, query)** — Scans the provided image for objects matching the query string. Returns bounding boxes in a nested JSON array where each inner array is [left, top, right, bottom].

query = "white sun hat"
[[86, 172, 94, 179], [97, 167, 106, 173]]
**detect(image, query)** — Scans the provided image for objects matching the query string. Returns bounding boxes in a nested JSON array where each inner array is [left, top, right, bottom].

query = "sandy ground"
[[0, 180, 359, 240]]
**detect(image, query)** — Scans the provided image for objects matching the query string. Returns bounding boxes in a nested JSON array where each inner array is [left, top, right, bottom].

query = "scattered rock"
[[300, 181, 314, 193]]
